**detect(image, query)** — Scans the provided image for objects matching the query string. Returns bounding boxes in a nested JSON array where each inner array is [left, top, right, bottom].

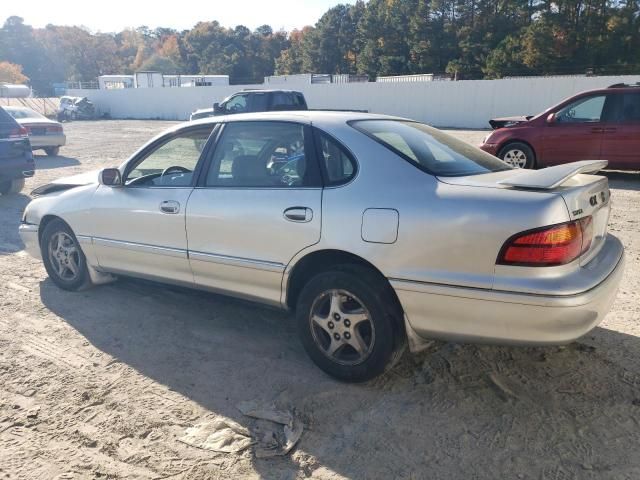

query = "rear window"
[[351, 120, 511, 176], [6, 108, 46, 120]]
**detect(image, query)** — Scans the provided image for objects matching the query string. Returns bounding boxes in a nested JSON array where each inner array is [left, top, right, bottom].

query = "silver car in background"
[[4, 106, 66, 156], [19, 112, 624, 381]]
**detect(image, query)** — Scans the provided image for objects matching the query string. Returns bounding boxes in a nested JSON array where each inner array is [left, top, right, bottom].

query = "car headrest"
[[231, 155, 265, 182]]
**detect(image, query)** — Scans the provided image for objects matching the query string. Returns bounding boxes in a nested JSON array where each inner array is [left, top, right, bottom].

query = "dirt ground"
[[1, 120, 639, 480]]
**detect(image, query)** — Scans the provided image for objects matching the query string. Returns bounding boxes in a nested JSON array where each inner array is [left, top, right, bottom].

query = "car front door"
[[89, 125, 215, 283], [540, 94, 607, 165], [599, 91, 640, 169], [186, 120, 322, 305]]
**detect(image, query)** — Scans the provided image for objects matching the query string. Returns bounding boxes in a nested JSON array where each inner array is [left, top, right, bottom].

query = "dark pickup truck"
[[190, 90, 308, 120], [0, 106, 34, 195]]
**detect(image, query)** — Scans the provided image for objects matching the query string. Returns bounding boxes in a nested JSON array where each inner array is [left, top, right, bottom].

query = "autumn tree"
[[0, 61, 29, 83]]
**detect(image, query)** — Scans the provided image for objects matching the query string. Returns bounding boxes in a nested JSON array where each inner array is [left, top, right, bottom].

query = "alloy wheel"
[[309, 289, 375, 366], [502, 149, 528, 168], [48, 231, 81, 281]]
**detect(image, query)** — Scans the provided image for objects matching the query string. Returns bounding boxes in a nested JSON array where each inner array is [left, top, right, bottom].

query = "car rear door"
[[89, 125, 215, 283], [185, 120, 322, 306], [540, 94, 607, 165], [599, 91, 640, 169]]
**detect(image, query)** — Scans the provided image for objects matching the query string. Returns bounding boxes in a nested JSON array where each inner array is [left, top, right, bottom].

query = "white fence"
[[68, 75, 640, 129]]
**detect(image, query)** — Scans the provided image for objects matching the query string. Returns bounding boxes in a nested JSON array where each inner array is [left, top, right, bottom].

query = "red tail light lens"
[[8, 126, 28, 138], [46, 125, 63, 133], [498, 217, 593, 266]]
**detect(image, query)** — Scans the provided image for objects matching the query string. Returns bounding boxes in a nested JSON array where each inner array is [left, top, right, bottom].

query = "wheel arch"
[[38, 214, 69, 247], [284, 249, 402, 315]]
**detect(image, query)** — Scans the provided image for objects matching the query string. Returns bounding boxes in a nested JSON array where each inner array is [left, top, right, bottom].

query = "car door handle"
[[160, 200, 180, 214], [284, 207, 313, 223], [604, 127, 617, 133], [591, 127, 604, 133]]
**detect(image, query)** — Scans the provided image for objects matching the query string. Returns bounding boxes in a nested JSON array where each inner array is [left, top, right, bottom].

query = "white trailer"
[[134, 71, 164, 88]]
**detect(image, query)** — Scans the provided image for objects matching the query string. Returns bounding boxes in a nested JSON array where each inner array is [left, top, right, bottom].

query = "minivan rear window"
[[351, 120, 511, 176]]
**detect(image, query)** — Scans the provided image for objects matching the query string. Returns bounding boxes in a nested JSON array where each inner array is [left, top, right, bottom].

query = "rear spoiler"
[[498, 160, 608, 190]]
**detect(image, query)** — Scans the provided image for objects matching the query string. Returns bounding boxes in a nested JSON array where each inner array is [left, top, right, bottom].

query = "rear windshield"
[[6, 108, 45, 119], [351, 120, 511, 176]]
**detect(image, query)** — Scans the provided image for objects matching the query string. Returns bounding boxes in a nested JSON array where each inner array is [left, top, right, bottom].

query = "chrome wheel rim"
[[309, 289, 375, 366], [502, 149, 528, 168], [48, 231, 80, 281]]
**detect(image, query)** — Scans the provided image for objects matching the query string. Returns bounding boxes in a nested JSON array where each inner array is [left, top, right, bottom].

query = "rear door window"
[[205, 121, 320, 188], [315, 131, 357, 185], [621, 93, 640, 122], [249, 93, 269, 112]]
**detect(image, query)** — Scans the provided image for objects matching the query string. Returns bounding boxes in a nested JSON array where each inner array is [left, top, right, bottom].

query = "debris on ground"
[[178, 418, 254, 453]]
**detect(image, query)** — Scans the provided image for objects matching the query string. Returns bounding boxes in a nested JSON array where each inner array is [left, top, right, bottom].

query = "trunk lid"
[[438, 160, 612, 263]]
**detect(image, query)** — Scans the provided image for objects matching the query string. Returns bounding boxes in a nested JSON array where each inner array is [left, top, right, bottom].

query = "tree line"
[[1, 0, 639, 95]]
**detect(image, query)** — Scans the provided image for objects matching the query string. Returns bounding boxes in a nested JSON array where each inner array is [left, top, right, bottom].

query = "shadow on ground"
[[33, 154, 81, 170], [40, 276, 640, 479]]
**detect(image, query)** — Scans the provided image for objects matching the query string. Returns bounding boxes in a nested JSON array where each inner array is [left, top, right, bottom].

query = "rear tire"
[[295, 265, 405, 382], [499, 142, 535, 169], [40, 219, 91, 291], [0, 178, 25, 195], [45, 146, 60, 156]]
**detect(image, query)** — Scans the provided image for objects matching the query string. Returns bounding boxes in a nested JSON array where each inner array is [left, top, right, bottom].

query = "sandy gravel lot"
[[1, 121, 639, 480]]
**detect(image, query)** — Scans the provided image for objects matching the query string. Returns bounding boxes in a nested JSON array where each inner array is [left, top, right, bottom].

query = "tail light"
[[498, 216, 593, 266], [8, 126, 28, 138]]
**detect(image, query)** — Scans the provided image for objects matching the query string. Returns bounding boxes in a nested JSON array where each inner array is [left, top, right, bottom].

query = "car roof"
[[3, 106, 32, 111], [237, 89, 303, 94], [188, 110, 404, 126]]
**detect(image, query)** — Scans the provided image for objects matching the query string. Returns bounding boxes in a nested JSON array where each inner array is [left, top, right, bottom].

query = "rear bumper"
[[29, 134, 66, 148], [392, 234, 625, 345], [0, 156, 35, 182]]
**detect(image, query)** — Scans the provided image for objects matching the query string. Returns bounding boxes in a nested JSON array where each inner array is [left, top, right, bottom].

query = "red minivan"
[[480, 84, 640, 169]]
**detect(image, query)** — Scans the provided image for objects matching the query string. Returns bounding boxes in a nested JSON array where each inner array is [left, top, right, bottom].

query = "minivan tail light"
[[498, 217, 593, 266]]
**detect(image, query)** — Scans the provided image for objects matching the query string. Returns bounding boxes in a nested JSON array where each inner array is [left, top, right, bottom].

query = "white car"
[[4, 106, 66, 156]]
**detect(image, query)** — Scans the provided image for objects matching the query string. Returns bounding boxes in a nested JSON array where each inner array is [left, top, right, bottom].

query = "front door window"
[[556, 95, 606, 123], [125, 128, 213, 187]]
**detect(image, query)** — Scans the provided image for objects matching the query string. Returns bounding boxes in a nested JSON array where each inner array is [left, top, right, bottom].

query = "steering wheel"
[[161, 165, 191, 177]]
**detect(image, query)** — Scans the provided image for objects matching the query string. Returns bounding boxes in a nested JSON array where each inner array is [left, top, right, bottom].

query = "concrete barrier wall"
[[68, 75, 640, 129]]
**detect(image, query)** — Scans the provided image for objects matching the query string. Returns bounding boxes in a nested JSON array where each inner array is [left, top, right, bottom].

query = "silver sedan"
[[4, 106, 66, 156], [19, 112, 625, 381]]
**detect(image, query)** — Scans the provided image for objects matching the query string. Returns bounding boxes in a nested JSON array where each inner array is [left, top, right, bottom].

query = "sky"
[[4, 0, 354, 33]]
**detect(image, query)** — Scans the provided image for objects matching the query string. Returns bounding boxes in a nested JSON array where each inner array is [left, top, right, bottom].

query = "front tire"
[[0, 178, 25, 195], [45, 146, 60, 156], [499, 142, 535, 169], [41, 219, 91, 291], [296, 266, 404, 382]]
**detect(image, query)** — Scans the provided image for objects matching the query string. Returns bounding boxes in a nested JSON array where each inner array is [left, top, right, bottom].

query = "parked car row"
[[4, 106, 66, 156], [0, 106, 34, 195], [0, 105, 67, 196]]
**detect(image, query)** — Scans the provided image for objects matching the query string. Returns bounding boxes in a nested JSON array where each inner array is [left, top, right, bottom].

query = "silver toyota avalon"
[[19, 112, 625, 382]]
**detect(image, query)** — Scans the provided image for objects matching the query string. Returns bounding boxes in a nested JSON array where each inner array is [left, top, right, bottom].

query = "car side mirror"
[[546, 113, 557, 125], [213, 102, 222, 113], [99, 168, 122, 187]]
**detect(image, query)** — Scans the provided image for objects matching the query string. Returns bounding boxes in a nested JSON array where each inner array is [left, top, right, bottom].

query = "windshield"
[[351, 119, 511, 176], [6, 108, 46, 120]]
